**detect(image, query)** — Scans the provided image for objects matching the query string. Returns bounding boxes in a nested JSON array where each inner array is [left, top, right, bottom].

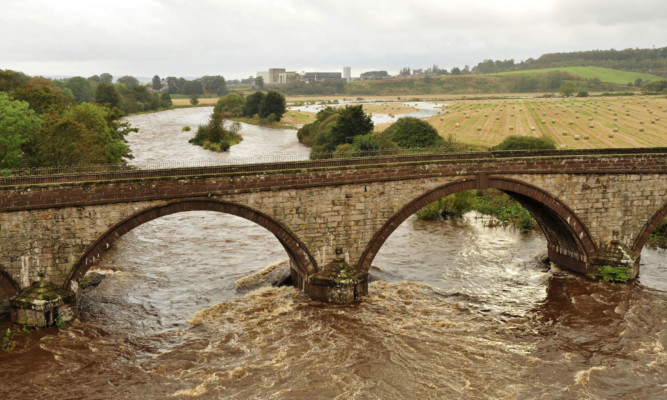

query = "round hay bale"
[[608, 133, 614, 138], [613, 127, 618, 132], [569, 121, 574, 125], [455, 122, 460, 128], [541, 120, 546, 124], [562, 130, 568, 136], [477, 127, 482, 131], [574, 135, 581, 140], [560, 144, 567, 149], [530, 126, 535, 131], [640, 121, 644, 124], [509, 125, 514, 130], [589, 123, 594, 128], [639, 127, 645, 132], [584, 134, 589, 140]]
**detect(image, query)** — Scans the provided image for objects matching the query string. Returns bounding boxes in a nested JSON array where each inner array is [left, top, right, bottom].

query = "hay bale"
[[541, 120, 546, 124], [589, 123, 594, 128], [574, 135, 581, 140], [455, 122, 460, 128], [639, 127, 645, 132], [569, 121, 574, 125], [584, 134, 589, 140], [613, 127, 618, 132], [562, 130, 568, 136], [560, 144, 567, 149], [608, 133, 614, 138], [477, 127, 482, 131], [509, 125, 514, 130], [530, 126, 535, 131]]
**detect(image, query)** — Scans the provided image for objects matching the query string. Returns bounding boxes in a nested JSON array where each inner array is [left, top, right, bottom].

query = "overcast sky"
[[1, 0, 665, 80]]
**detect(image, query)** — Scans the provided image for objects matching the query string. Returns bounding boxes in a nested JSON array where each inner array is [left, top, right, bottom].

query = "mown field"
[[423, 96, 667, 149]]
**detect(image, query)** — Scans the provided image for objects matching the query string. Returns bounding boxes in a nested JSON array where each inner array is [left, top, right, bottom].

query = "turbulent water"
[[1, 107, 665, 399]]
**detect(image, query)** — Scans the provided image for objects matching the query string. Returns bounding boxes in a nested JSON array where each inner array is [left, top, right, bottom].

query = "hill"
[[491, 66, 664, 85]]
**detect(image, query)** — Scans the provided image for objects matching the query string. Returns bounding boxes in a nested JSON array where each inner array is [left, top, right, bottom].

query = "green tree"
[[117, 76, 139, 87], [160, 92, 172, 108], [198, 75, 227, 96], [243, 91, 264, 117], [559, 82, 577, 97], [258, 90, 286, 120], [99, 73, 113, 83], [65, 76, 94, 102], [94, 82, 121, 109], [152, 75, 162, 91], [0, 69, 30, 92], [11, 77, 70, 114], [0, 92, 40, 168], [329, 105, 373, 146], [189, 94, 199, 105], [214, 93, 245, 117], [255, 76, 265, 90], [381, 117, 444, 148], [31, 112, 107, 166]]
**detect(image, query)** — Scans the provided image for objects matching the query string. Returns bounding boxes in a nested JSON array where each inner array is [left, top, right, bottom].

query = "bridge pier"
[[294, 248, 368, 304]]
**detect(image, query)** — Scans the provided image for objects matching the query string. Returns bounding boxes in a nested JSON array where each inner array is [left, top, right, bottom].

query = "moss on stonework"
[[595, 265, 631, 283], [322, 262, 365, 287]]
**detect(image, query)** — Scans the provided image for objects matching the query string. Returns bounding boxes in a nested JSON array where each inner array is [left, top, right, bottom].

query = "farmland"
[[423, 96, 667, 149]]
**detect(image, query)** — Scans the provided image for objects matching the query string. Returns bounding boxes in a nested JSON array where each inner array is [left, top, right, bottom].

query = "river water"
[[1, 107, 665, 399]]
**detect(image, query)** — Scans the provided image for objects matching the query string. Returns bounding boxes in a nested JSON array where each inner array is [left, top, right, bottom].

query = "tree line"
[[0, 69, 136, 169]]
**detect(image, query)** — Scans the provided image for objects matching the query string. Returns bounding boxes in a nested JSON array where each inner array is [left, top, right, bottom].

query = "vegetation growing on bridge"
[[594, 265, 631, 283]]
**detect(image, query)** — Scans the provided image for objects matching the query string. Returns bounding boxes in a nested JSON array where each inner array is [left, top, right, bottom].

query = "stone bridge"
[[1, 148, 666, 324]]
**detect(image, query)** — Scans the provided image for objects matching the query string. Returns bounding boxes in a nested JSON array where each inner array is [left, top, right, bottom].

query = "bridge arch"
[[357, 177, 598, 274], [632, 202, 667, 253], [64, 198, 317, 291], [0, 267, 19, 298]]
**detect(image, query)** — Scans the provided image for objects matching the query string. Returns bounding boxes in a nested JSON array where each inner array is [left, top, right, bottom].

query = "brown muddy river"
[[1, 107, 665, 399]]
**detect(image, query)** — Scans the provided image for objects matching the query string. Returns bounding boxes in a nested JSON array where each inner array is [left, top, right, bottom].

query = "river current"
[[1, 107, 665, 399]]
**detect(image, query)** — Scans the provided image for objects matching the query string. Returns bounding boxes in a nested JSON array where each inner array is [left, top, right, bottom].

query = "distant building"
[[256, 71, 269, 83], [303, 72, 342, 82], [343, 67, 351, 82], [278, 72, 299, 84], [268, 68, 286, 84]]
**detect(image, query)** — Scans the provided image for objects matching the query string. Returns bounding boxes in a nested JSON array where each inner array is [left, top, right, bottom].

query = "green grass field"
[[492, 66, 664, 85]]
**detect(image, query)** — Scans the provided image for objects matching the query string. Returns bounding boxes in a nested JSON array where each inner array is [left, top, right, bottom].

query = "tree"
[[189, 94, 199, 105], [258, 90, 286, 120], [559, 82, 577, 97], [65, 76, 93, 102], [329, 105, 373, 146], [99, 73, 113, 83], [198, 75, 227, 96], [254, 76, 264, 89], [116, 75, 139, 87], [214, 93, 245, 117], [0, 92, 40, 168], [160, 92, 172, 108], [31, 113, 106, 166], [243, 91, 265, 117], [11, 77, 69, 114], [381, 117, 444, 148], [152, 75, 162, 90], [94, 82, 121, 109]]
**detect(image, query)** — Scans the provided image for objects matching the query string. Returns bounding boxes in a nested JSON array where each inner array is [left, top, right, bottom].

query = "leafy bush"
[[381, 117, 444, 148], [492, 135, 556, 151]]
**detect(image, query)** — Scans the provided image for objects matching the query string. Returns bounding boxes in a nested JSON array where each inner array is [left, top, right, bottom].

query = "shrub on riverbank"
[[416, 189, 537, 232], [491, 135, 556, 151]]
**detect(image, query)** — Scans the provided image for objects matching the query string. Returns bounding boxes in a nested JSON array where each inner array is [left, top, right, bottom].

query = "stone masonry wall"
[[0, 153, 665, 292]]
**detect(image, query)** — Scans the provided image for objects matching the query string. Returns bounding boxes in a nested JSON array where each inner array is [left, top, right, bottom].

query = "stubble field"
[[425, 96, 667, 149]]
